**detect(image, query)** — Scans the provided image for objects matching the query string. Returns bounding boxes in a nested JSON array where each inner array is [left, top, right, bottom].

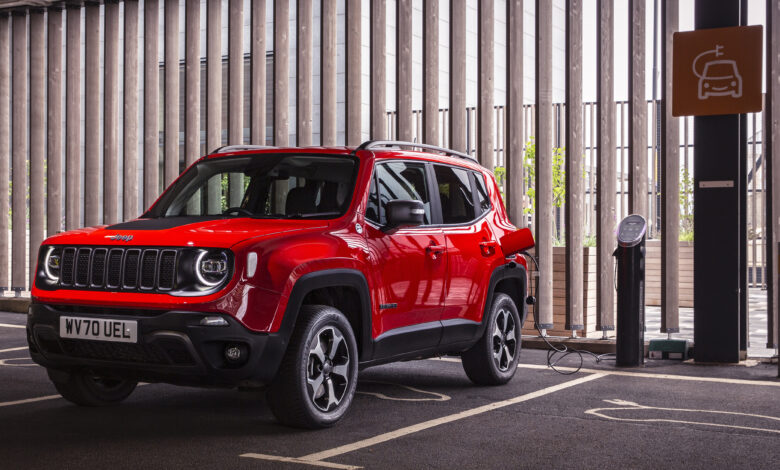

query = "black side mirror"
[[383, 199, 425, 233]]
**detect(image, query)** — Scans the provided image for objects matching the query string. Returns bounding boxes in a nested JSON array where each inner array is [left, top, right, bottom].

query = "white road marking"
[[240, 454, 362, 470], [356, 382, 450, 402], [0, 357, 35, 367], [432, 357, 780, 387], [0, 346, 28, 354], [296, 372, 605, 463], [0, 323, 25, 329], [586, 398, 780, 434], [0, 394, 62, 408]]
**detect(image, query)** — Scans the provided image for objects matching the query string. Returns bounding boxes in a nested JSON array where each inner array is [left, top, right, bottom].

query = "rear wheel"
[[461, 293, 521, 385], [266, 305, 359, 429], [48, 369, 137, 406]]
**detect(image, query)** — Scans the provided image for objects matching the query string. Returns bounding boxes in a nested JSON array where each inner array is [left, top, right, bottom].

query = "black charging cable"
[[520, 251, 614, 375]]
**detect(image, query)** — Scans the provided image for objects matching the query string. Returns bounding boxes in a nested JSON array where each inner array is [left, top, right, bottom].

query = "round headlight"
[[44, 246, 61, 281], [195, 250, 229, 287]]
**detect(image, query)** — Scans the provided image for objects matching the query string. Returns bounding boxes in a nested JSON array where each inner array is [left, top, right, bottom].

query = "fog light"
[[200, 316, 229, 326], [224, 343, 248, 364]]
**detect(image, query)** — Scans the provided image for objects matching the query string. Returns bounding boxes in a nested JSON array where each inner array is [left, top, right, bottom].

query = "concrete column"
[[251, 0, 266, 146], [449, 0, 466, 152], [296, 0, 312, 146], [321, 0, 336, 146], [478, 0, 494, 166], [274, 0, 289, 146], [30, 10, 46, 289], [228, 0, 243, 207], [535, 0, 553, 330], [506, 0, 523, 225], [396, 0, 412, 141], [206, 0, 222, 214], [124, 0, 140, 220], [66, 6, 81, 230], [165, 0, 180, 186], [144, 0, 160, 209], [185, 0, 200, 164], [629, 0, 647, 218], [0, 13, 7, 290], [370, 0, 386, 140], [661, 0, 679, 334], [596, 0, 616, 333], [345, 0, 361, 145], [565, 0, 584, 333], [84, 4, 100, 227], [104, 1, 120, 225], [11, 11, 27, 291], [47, 7, 63, 235], [423, 0, 438, 145]]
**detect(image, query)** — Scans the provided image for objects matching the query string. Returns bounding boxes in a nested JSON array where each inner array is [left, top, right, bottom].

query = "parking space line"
[[432, 358, 780, 387], [0, 394, 62, 408], [0, 346, 28, 354], [0, 323, 25, 329], [240, 454, 362, 470]]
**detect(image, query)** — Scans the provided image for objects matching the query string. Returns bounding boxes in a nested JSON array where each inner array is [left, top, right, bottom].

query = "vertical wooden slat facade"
[[206, 0, 221, 214], [423, 0, 438, 145], [124, 1, 139, 221], [165, 0, 180, 186], [320, 0, 336, 146], [596, 0, 616, 333], [251, 0, 266, 146], [477, 0, 494, 166], [345, 0, 361, 145], [84, 4, 100, 227], [65, 6, 80, 230], [370, 0, 386, 140], [506, 0, 523, 226], [396, 0, 413, 142], [29, 10, 45, 288], [767, 0, 779, 350], [628, 0, 647, 218], [47, 7, 62, 235], [296, 0, 312, 146], [11, 11, 27, 291], [661, 0, 680, 334], [535, 0, 553, 330], [449, 0, 466, 153], [0, 13, 6, 291], [565, 0, 584, 333], [144, 0, 160, 208], [228, 0, 244, 206], [185, 0, 200, 163], [104, 1, 120, 225], [274, 0, 289, 146]]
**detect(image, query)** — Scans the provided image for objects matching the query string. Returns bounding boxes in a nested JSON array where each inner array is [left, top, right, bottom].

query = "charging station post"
[[614, 215, 647, 367]]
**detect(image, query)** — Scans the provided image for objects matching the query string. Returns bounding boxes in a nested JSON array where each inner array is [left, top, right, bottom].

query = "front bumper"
[[27, 303, 288, 387]]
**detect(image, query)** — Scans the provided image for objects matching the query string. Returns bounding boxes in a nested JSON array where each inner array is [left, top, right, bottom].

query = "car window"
[[366, 172, 380, 224], [375, 162, 432, 225], [434, 165, 475, 224], [473, 172, 491, 216]]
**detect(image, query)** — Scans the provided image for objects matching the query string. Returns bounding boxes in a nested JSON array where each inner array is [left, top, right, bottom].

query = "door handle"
[[479, 240, 498, 257], [426, 244, 446, 260]]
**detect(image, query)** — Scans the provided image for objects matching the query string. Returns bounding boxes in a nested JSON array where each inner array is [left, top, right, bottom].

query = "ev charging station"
[[614, 215, 647, 367]]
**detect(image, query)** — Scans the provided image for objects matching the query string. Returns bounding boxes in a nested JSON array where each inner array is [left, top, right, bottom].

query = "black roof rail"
[[354, 140, 479, 164], [210, 145, 276, 154]]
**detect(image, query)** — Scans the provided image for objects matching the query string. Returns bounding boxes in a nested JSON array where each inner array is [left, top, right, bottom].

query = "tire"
[[48, 369, 137, 406], [266, 305, 359, 429], [461, 293, 522, 385]]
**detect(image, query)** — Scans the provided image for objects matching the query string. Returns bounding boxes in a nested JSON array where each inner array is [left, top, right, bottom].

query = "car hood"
[[43, 216, 330, 249]]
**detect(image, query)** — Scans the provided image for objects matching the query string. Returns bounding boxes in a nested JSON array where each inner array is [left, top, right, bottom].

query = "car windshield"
[[703, 62, 736, 79], [147, 154, 359, 219]]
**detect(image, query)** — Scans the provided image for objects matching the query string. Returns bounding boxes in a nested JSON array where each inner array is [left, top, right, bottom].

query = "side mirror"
[[499, 227, 535, 257], [383, 199, 425, 233]]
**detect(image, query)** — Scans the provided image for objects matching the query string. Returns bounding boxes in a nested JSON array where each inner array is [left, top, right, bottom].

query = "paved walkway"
[[646, 288, 777, 358]]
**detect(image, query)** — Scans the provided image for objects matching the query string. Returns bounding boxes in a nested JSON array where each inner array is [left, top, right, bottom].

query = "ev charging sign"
[[672, 25, 763, 117]]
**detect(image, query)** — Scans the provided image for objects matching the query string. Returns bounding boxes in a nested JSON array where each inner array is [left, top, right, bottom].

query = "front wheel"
[[48, 369, 137, 406], [266, 305, 359, 429], [461, 293, 522, 385]]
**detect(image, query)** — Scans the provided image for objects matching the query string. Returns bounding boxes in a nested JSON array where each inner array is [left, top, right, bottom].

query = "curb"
[[522, 335, 617, 354], [0, 297, 31, 314]]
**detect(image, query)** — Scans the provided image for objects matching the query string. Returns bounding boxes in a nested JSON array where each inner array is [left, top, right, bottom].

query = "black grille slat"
[[60, 339, 168, 364], [106, 249, 124, 287], [123, 250, 141, 288], [158, 250, 177, 290], [91, 249, 107, 286], [75, 248, 92, 286], [140, 250, 158, 289], [61, 248, 76, 286]]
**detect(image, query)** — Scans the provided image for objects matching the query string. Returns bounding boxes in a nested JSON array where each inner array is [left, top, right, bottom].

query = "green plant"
[[522, 138, 566, 215], [679, 168, 694, 241]]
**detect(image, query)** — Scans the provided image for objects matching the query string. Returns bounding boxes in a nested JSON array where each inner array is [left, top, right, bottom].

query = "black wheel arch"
[[476, 262, 528, 339]]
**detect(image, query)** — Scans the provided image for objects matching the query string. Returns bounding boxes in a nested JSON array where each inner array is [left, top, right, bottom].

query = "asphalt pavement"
[[1, 311, 778, 469]]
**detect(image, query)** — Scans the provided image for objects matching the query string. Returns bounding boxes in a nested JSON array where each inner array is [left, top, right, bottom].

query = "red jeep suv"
[[28, 141, 534, 428]]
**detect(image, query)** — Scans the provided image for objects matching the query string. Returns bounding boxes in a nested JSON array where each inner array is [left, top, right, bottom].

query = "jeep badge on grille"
[[106, 234, 134, 242]]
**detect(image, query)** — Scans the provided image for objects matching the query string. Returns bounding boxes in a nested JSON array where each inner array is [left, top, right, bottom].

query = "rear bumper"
[[26, 303, 288, 388]]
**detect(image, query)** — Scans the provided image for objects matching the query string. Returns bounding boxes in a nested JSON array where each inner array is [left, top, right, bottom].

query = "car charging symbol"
[[692, 44, 742, 100]]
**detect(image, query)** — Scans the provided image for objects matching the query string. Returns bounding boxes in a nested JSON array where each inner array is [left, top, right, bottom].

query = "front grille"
[[56, 246, 179, 293], [60, 339, 169, 364]]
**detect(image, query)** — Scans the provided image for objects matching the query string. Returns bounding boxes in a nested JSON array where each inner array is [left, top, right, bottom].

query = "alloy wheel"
[[306, 326, 350, 412], [492, 308, 517, 371]]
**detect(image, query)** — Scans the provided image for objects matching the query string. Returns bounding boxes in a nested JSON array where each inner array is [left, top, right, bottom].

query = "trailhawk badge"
[[106, 234, 134, 242]]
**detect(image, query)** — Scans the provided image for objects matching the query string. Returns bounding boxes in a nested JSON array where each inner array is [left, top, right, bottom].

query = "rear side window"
[[434, 165, 475, 224], [374, 162, 432, 225], [473, 172, 491, 216]]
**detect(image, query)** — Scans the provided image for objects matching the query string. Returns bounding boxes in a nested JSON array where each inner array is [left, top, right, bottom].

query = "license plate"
[[59, 316, 138, 343]]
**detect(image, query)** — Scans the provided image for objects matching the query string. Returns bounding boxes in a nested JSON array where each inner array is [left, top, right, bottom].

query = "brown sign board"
[[672, 25, 763, 117]]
